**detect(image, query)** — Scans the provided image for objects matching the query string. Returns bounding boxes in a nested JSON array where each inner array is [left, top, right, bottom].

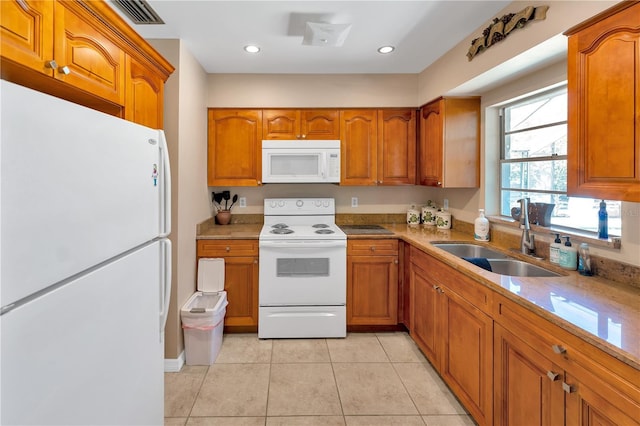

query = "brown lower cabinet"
[[347, 239, 398, 325], [196, 240, 259, 331], [410, 246, 493, 425], [494, 292, 640, 426]]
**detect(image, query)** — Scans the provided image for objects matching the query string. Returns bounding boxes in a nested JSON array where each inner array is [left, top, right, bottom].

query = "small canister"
[[436, 211, 452, 229], [407, 204, 420, 225], [421, 205, 438, 226]]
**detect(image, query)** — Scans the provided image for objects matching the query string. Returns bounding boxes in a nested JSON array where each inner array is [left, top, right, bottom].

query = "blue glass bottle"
[[598, 200, 608, 239]]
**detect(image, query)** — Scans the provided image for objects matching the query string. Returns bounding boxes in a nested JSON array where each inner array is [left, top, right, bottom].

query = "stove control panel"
[[264, 198, 335, 215]]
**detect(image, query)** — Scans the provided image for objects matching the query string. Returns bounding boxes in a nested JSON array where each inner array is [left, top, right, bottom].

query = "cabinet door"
[[263, 109, 299, 139], [418, 99, 443, 187], [440, 287, 493, 425], [377, 109, 416, 185], [208, 109, 263, 186], [54, 0, 125, 105], [494, 324, 565, 426], [223, 256, 259, 327], [347, 255, 398, 325], [301, 109, 340, 139], [565, 368, 640, 426], [567, 2, 640, 202], [0, 0, 54, 75], [409, 261, 439, 365], [125, 55, 164, 128], [340, 109, 378, 185]]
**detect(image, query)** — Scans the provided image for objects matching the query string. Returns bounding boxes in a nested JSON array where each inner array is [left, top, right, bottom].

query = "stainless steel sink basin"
[[431, 242, 561, 278], [487, 259, 561, 277], [431, 243, 509, 259]]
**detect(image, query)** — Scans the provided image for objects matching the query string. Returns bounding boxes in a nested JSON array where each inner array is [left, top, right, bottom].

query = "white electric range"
[[258, 198, 346, 338]]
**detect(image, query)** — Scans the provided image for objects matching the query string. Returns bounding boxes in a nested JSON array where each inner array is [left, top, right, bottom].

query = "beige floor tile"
[[345, 415, 426, 425], [422, 415, 476, 426], [271, 339, 331, 363], [215, 334, 272, 363], [327, 333, 389, 363], [165, 366, 208, 417], [394, 363, 467, 415], [191, 364, 270, 417], [186, 417, 266, 426], [267, 363, 342, 416], [266, 416, 346, 425], [333, 363, 418, 415], [165, 417, 188, 426], [377, 332, 427, 363]]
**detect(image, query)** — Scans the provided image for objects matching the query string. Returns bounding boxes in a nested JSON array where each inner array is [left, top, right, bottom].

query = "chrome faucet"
[[518, 197, 536, 255]]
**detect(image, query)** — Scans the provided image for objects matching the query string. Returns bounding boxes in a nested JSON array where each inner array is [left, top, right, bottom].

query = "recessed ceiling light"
[[244, 45, 260, 53], [377, 45, 395, 54]]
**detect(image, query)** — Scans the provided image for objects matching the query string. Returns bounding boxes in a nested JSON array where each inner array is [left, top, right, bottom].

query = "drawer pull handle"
[[226, 246, 231, 252], [547, 371, 559, 381], [552, 344, 566, 354], [562, 382, 574, 393]]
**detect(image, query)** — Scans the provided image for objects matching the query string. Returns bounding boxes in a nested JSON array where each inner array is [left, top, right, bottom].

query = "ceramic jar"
[[436, 211, 451, 229], [407, 205, 420, 225], [421, 206, 438, 226], [216, 210, 231, 225]]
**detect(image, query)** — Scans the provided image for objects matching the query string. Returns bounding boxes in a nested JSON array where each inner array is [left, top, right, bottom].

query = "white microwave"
[[262, 140, 341, 183]]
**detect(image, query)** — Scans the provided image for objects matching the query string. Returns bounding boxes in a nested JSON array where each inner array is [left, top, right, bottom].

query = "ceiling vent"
[[111, 0, 164, 25], [302, 22, 352, 47]]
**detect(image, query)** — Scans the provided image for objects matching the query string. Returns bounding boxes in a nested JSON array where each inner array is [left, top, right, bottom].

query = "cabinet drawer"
[[410, 246, 490, 312], [348, 239, 398, 256], [197, 239, 259, 257]]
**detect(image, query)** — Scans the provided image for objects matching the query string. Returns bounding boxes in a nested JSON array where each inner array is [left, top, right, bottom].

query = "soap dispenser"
[[549, 233, 562, 264], [559, 236, 578, 270], [474, 209, 490, 241]]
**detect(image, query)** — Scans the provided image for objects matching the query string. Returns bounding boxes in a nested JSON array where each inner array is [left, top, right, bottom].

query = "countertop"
[[197, 223, 640, 369]]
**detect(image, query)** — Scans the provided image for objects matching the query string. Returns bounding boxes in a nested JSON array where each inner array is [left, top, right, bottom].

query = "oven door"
[[259, 240, 346, 306]]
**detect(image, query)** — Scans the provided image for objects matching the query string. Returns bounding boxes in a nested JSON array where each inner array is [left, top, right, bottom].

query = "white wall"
[[151, 39, 210, 360]]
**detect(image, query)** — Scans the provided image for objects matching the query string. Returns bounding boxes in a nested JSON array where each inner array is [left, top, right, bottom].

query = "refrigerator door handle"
[[160, 239, 172, 340], [158, 131, 172, 237]]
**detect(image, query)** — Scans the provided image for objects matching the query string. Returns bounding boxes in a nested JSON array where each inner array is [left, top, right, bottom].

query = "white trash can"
[[181, 291, 228, 365], [181, 258, 228, 365]]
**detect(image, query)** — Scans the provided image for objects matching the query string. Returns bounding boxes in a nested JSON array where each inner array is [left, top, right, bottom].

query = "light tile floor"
[[165, 332, 476, 426]]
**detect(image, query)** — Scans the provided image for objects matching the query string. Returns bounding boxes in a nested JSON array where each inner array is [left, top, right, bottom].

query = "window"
[[500, 86, 620, 235]]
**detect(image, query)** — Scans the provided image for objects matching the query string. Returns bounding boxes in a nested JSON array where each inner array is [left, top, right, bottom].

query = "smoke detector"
[[302, 22, 352, 47]]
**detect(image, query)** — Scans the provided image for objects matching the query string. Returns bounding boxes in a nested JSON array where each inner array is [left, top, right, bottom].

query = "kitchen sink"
[[486, 259, 561, 277], [431, 242, 561, 278], [431, 243, 509, 259]]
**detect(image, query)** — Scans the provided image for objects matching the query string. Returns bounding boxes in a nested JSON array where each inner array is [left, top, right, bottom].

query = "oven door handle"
[[259, 240, 346, 249]]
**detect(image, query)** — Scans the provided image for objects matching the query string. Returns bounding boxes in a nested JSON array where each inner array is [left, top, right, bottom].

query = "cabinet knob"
[[301, 134, 307, 139], [225, 246, 231, 252], [257, 181, 262, 185], [58, 66, 71, 75], [394, 259, 399, 264], [296, 135, 301, 139], [370, 246, 376, 251], [437, 181, 442, 186], [551, 344, 566, 354], [546, 371, 559, 381], [254, 259, 258, 264], [562, 382, 574, 394], [45, 60, 58, 70]]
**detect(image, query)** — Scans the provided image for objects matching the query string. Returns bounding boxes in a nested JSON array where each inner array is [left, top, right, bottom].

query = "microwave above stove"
[[262, 140, 340, 183]]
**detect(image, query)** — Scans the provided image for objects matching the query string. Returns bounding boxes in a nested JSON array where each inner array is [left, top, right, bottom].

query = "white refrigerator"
[[0, 80, 172, 425]]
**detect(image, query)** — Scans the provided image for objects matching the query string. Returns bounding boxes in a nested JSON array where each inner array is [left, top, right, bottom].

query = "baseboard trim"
[[164, 351, 185, 372]]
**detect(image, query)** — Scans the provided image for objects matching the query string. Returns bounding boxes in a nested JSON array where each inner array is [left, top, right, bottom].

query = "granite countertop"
[[197, 222, 640, 369]]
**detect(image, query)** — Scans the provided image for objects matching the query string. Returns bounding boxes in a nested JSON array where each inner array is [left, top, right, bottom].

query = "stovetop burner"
[[270, 228, 294, 235], [312, 224, 329, 228], [315, 229, 335, 234], [271, 223, 289, 229]]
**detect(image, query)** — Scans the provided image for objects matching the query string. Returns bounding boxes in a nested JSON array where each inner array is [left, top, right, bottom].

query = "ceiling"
[[109, 1, 513, 74]]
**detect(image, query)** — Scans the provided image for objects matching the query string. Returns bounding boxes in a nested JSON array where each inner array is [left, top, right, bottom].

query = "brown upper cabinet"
[[418, 97, 480, 188], [1, 0, 173, 126], [263, 109, 340, 140], [208, 109, 263, 186], [340, 108, 417, 186], [565, 2, 640, 202]]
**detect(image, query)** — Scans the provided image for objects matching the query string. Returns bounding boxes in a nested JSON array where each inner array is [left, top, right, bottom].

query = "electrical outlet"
[[351, 197, 358, 208], [239, 197, 246, 208]]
